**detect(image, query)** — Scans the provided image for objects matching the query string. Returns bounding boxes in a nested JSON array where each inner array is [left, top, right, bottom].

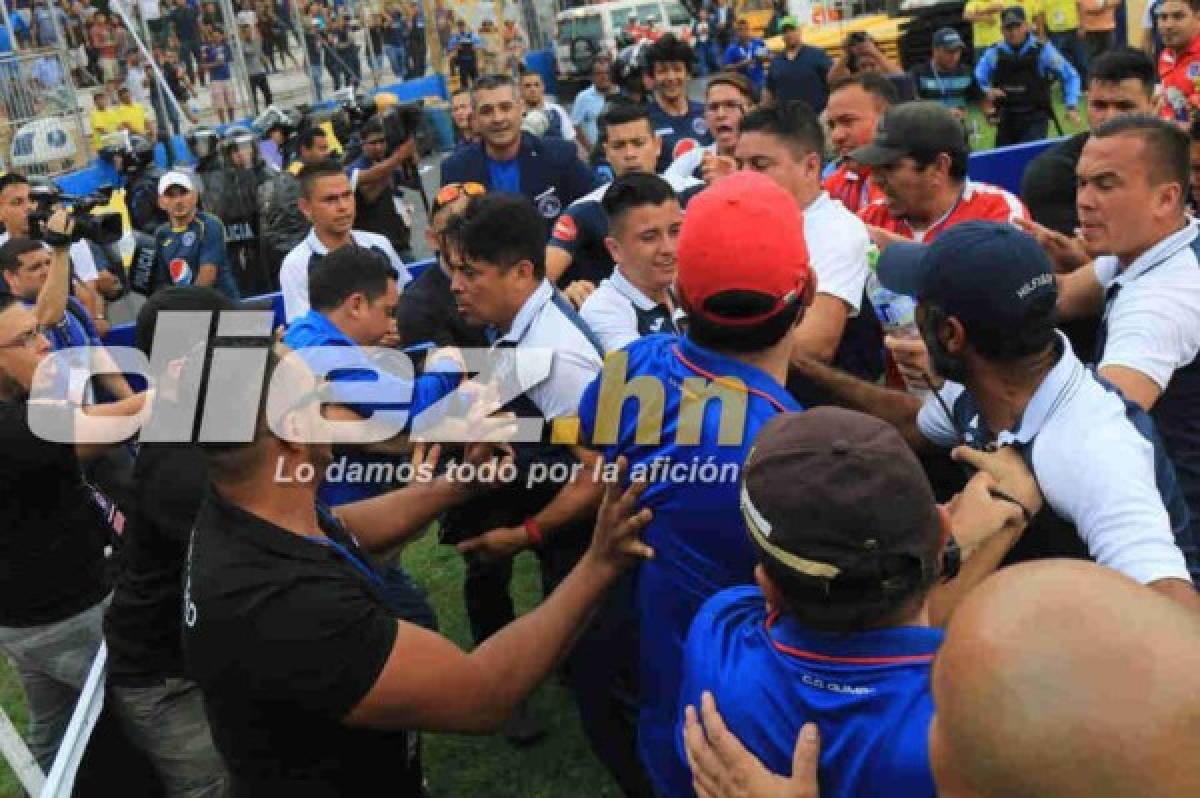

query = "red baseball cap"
[[677, 171, 813, 327]]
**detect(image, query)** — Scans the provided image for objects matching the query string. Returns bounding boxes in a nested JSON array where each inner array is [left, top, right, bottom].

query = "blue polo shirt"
[[575, 332, 802, 798], [284, 309, 461, 505], [766, 46, 833, 112], [677, 586, 940, 798]]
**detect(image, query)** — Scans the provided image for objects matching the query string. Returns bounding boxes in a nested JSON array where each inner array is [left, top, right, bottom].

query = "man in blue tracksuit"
[[439, 74, 595, 228], [975, 6, 1082, 146]]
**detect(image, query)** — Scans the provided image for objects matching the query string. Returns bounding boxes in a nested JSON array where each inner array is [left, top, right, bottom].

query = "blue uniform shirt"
[[284, 309, 462, 505], [975, 35, 1082, 108], [153, 212, 240, 300], [648, 99, 712, 173], [576, 333, 802, 798], [678, 586, 940, 798]]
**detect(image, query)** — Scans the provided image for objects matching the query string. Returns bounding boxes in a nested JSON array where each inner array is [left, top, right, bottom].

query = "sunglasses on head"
[[433, 181, 486, 213]]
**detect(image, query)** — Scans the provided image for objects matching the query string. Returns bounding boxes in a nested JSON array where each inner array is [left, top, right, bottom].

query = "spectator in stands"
[[382, 4, 408, 78], [115, 85, 150, 137], [763, 16, 833, 113], [722, 18, 767, 94], [448, 18, 481, 89], [1044, 0, 1088, 80], [975, 6, 1082, 146], [279, 160, 409, 321], [793, 221, 1198, 604], [240, 21, 271, 113], [822, 74, 897, 214], [1155, 0, 1200, 123], [449, 86, 479, 149], [570, 171, 814, 798], [1081, 0, 1121, 63], [261, 125, 332, 274], [123, 52, 149, 106], [394, 181, 489, 349], [520, 68, 575, 141], [181, 332, 651, 795], [1042, 115, 1200, 572], [346, 114, 418, 261], [440, 74, 594, 229], [167, 0, 205, 85], [855, 102, 1028, 239], [964, 0, 1003, 62], [677, 407, 1036, 798], [578, 172, 684, 351], [409, 2, 429, 78], [829, 31, 914, 101], [734, 102, 881, 400], [302, 15, 325, 102], [910, 27, 979, 118], [152, 171, 240, 299], [664, 72, 755, 185], [572, 56, 618, 155], [89, 88, 120, 149], [1020, 47, 1155, 363], [202, 27, 236, 125], [650, 34, 712, 172], [685, 559, 1200, 798], [691, 8, 719, 76], [89, 11, 118, 84], [103, 287, 232, 798], [0, 211, 149, 773]]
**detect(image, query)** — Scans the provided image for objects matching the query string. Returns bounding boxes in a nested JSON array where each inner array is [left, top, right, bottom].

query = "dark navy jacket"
[[439, 133, 596, 226]]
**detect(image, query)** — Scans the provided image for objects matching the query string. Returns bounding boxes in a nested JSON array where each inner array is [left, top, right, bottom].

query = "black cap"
[[849, 101, 968, 167], [877, 221, 1058, 340], [1001, 6, 1027, 27], [741, 408, 941, 596]]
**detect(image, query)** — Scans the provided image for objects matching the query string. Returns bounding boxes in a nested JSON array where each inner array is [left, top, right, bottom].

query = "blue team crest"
[[182, 231, 197, 248], [1188, 62, 1200, 79]]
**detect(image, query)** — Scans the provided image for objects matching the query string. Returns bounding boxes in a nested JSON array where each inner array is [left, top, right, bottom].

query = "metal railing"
[[0, 49, 90, 177]]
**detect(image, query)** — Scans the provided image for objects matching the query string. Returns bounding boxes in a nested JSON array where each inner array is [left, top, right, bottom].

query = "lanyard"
[[671, 344, 790, 413], [308, 534, 386, 590], [930, 63, 949, 101]]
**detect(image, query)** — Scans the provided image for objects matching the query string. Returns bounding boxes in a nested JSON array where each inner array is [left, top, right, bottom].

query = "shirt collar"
[[1115, 220, 1198, 284], [492, 278, 554, 347], [609, 268, 660, 312], [804, 190, 834, 214], [200, 485, 335, 567], [305, 229, 365, 256], [677, 334, 801, 413], [292, 308, 354, 347], [767, 609, 943, 664], [993, 332, 1082, 446]]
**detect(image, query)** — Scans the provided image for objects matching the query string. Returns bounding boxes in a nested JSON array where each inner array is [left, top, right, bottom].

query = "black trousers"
[[249, 73, 272, 113], [996, 111, 1049, 147]]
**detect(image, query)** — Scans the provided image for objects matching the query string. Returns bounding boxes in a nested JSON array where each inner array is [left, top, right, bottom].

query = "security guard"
[[151, 172, 240, 300], [439, 74, 595, 229], [105, 135, 166, 236], [975, 6, 1082, 146], [210, 126, 276, 295]]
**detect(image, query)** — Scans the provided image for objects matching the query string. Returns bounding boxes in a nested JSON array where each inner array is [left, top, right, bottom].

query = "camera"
[[847, 31, 868, 46], [345, 93, 424, 151], [27, 185, 123, 246]]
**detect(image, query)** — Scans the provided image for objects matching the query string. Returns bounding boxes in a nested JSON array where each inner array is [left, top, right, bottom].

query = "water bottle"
[[864, 243, 930, 398]]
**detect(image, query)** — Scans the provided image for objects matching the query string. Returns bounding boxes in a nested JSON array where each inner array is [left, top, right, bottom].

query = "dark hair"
[[925, 298, 1059, 363], [0, 238, 45, 273], [687, 293, 803, 352], [760, 538, 939, 633], [471, 73, 517, 97], [1092, 114, 1190, 204], [646, 33, 694, 72], [1087, 47, 1156, 93], [0, 173, 29, 195], [910, 143, 970, 181], [828, 72, 898, 108], [602, 173, 677, 229], [445, 193, 546, 278], [739, 101, 825, 158], [308, 245, 394, 312], [133, 285, 235, 356], [705, 72, 756, 104], [451, 86, 471, 99], [361, 116, 385, 138], [598, 99, 652, 135], [0, 293, 20, 315], [298, 159, 348, 198], [296, 125, 328, 152]]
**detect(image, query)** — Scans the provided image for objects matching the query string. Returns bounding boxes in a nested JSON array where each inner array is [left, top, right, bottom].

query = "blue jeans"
[[1050, 30, 1088, 83], [384, 44, 407, 77], [308, 63, 324, 101]]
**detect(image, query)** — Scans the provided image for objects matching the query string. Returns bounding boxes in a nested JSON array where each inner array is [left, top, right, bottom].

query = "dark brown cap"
[[740, 407, 941, 595]]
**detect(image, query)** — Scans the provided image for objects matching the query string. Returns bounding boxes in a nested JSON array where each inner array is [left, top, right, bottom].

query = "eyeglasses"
[[0, 326, 45, 351], [705, 100, 746, 114], [433, 181, 486, 213]]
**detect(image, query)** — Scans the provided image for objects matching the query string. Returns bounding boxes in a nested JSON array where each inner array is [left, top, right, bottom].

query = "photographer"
[[829, 31, 916, 101], [345, 113, 417, 261], [0, 210, 151, 770], [151, 171, 241, 300]]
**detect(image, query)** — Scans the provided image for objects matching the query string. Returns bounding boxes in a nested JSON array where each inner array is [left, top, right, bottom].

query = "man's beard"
[[918, 310, 969, 385]]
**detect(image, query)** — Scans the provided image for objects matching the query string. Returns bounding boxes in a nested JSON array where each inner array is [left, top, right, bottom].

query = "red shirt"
[[858, 179, 1029, 242], [823, 162, 884, 215], [1158, 35, 1200, 122]]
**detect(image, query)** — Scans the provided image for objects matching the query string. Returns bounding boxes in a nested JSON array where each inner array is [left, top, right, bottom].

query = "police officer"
[[211, 126, 276, 295], [106, 135, 166, 236], [185, 125, 222, 204], [975, 6, 1082, 146], [440, 74, 595, 229]]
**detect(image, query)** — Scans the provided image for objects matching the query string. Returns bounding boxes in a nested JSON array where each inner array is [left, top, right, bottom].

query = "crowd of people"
[[4, 1, 1200, 797]]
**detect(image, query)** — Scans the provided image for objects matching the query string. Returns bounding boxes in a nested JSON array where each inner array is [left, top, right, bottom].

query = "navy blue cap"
[[1001, 6, 1027, 26], [877, 222, 1057, 337], [932, 27, 965, 50]]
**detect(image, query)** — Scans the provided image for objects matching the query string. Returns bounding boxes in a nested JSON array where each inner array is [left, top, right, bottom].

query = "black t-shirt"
[[1021, 131, 1088, 237], [104, 444, 207, 686], [0, 400, 111, 627], [183, 489, 418, 796]]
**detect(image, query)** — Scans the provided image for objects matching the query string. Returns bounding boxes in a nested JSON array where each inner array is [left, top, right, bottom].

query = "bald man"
[[685, 559, 1200, 798]]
